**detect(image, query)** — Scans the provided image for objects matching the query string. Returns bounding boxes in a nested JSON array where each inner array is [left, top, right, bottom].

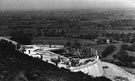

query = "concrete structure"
[[70, 56, 104, 77], [0, 37, 104, 77], [23, 45, 64, 58], [23, 44, 104, 77]]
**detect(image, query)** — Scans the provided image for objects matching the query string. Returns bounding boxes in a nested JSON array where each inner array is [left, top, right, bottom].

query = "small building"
[[95, 36, 111, 44]]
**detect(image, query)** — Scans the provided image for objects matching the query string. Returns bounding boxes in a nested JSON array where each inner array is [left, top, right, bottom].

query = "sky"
[[0, 0, 135, 10]]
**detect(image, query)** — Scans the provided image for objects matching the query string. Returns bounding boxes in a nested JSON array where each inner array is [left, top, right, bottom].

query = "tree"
[[65, 42, 72, 47], [102, 45, 116, 58], [121, 44, 128, 50], [10, 29, 33, 45], [127, 44, 135, 51], [116, 50, 134, 65], [113, 54, 117, 62], [73, 40, 81, 49]]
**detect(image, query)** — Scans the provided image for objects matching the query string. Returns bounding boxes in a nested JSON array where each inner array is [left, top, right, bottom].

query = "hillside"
[[0, 39, 111, 81]]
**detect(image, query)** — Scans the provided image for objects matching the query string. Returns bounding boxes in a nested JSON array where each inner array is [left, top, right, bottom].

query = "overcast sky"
[[0, 0, 135, 10]]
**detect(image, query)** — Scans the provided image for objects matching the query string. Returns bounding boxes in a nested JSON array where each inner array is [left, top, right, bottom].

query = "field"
[[90, 42, 131, 59], [0, 9, 135, 37], [105, 30, 135, 34]]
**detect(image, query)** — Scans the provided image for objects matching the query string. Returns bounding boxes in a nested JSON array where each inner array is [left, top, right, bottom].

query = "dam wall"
[[70, 56, 104, 77], [0, 37, 104, 77]]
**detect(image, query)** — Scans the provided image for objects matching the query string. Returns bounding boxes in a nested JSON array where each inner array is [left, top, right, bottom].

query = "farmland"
[[0, 9, 135, 37]]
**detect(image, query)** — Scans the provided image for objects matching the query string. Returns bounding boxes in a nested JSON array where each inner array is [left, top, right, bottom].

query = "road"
[[102, 61, 135, 81]]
